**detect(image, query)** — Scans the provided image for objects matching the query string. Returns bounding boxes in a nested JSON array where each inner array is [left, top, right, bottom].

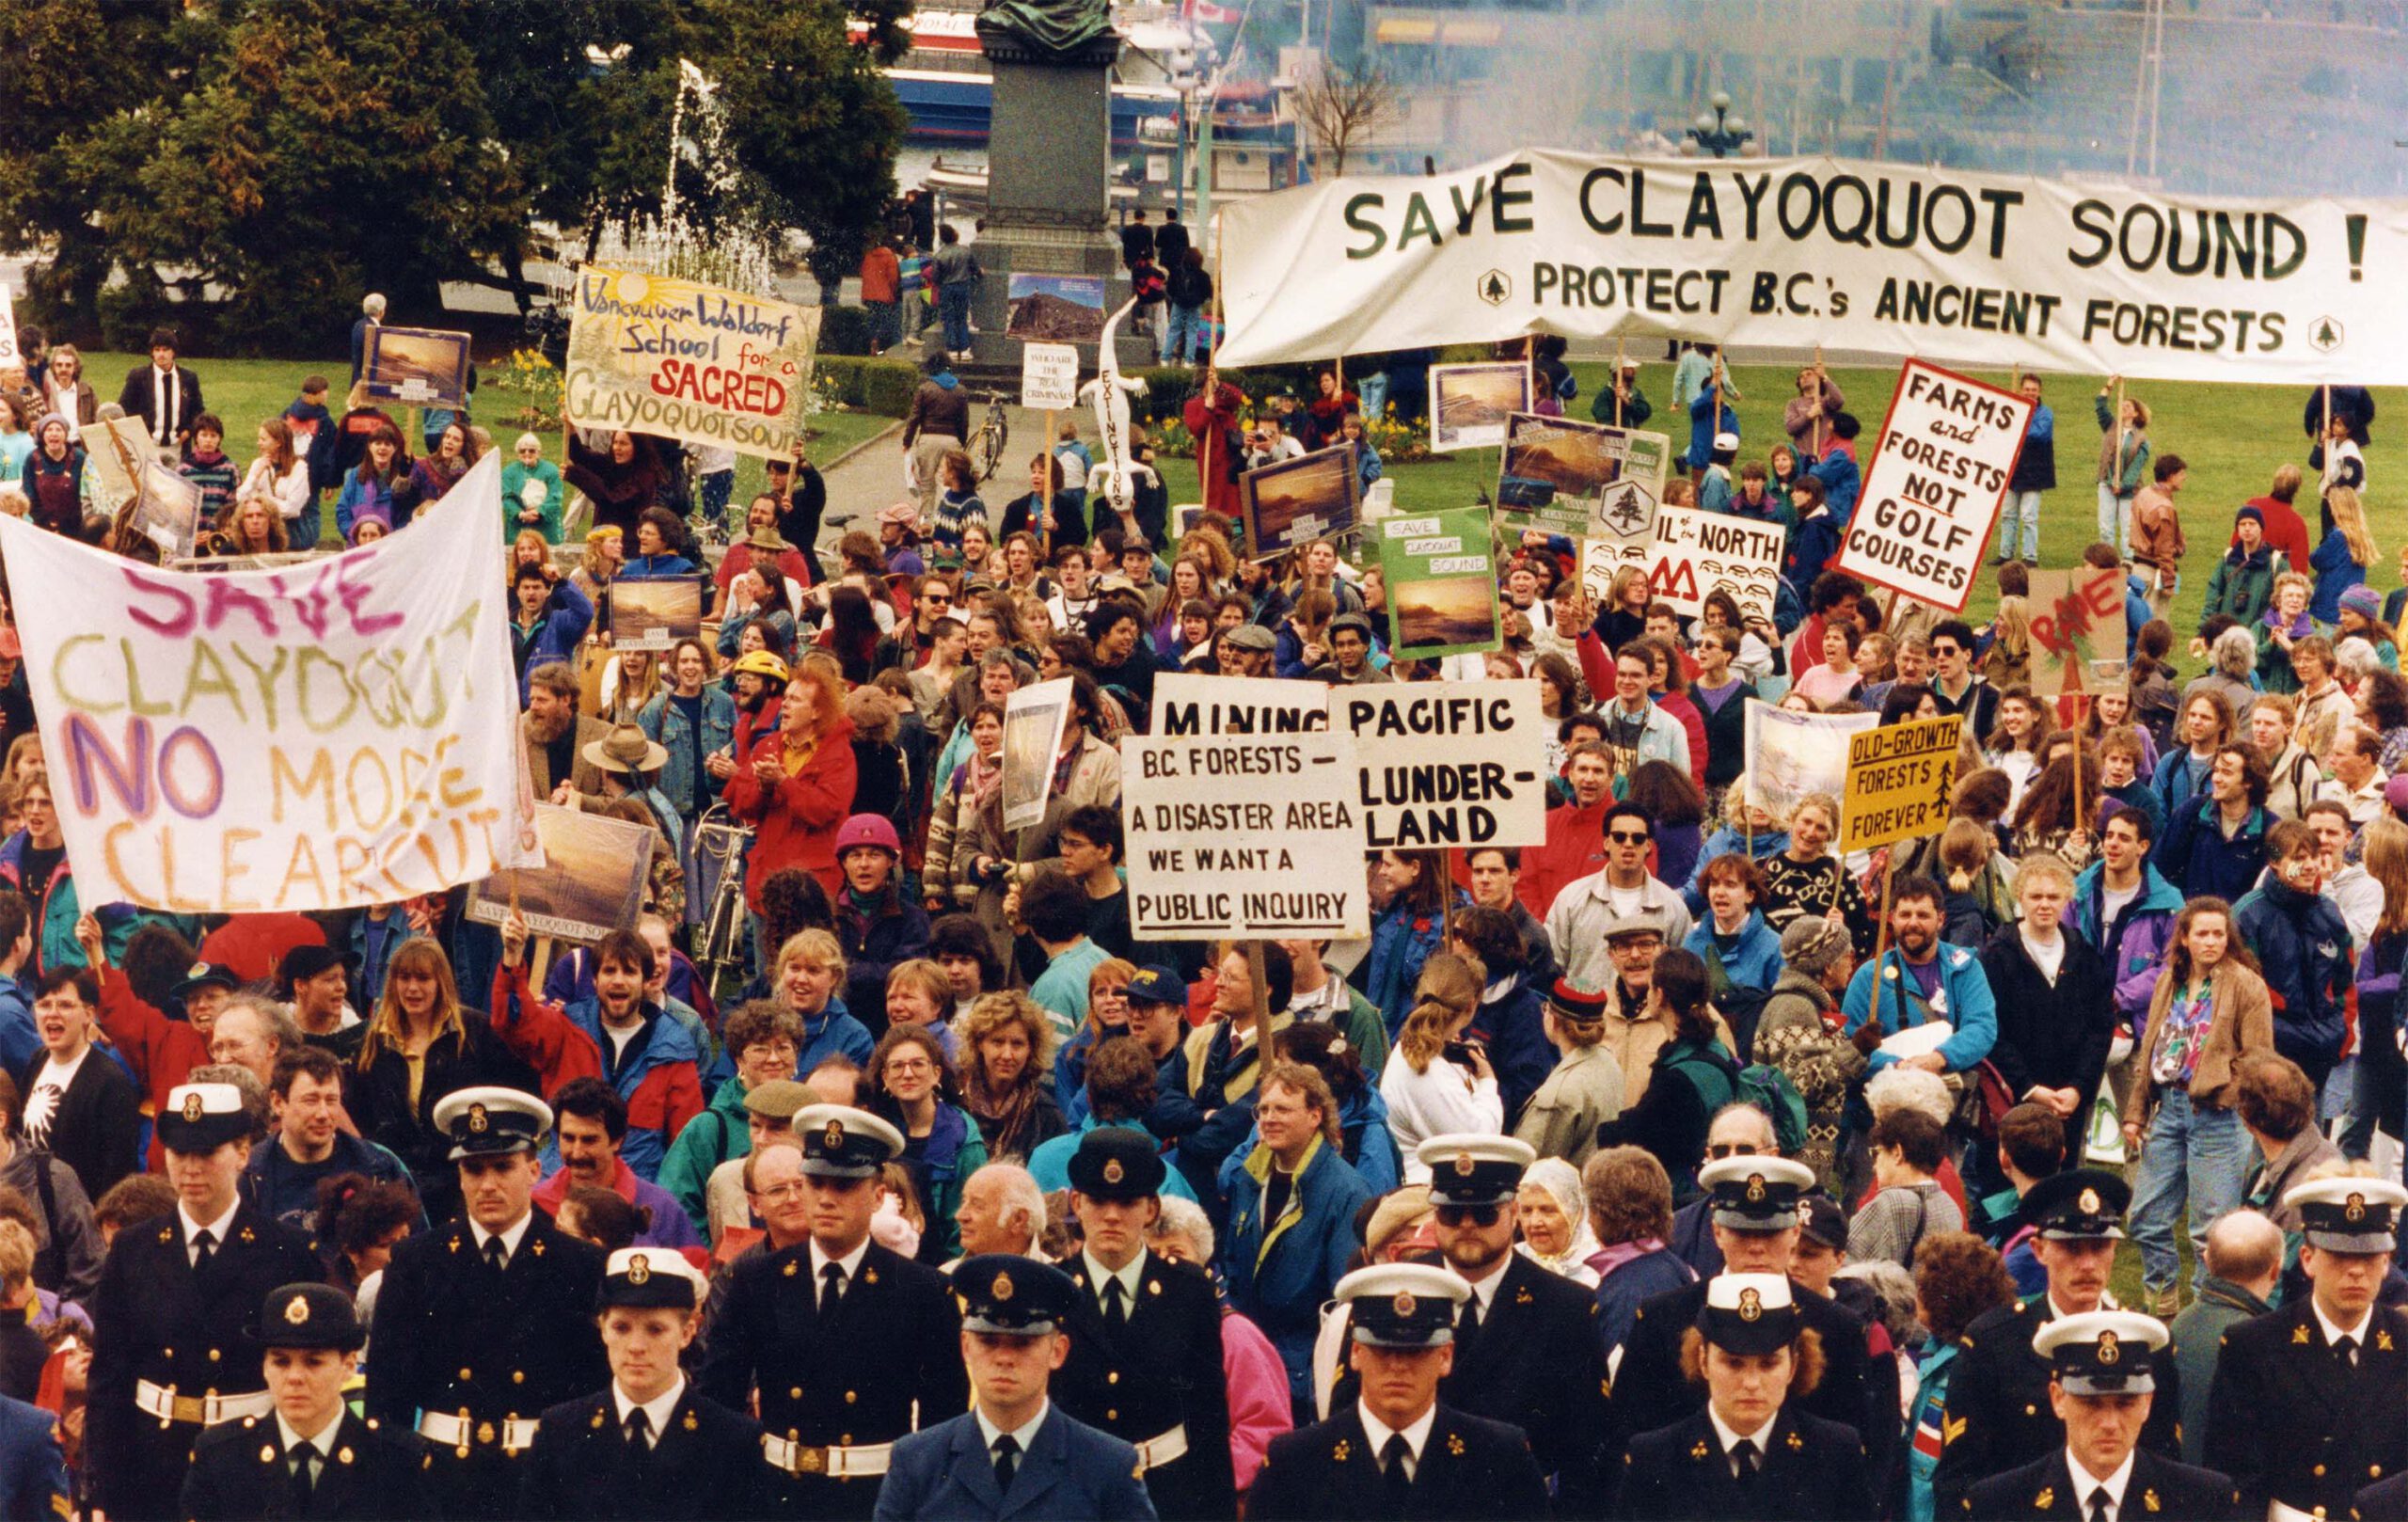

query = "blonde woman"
[[2312, 484, 2378, 632], [771, 927, 876, 1071], [958, 991, 1065, 1160], [2257, 570, 2317, 695], [347, 939, 535, 1220], [1380, 952, 1500, 1179]]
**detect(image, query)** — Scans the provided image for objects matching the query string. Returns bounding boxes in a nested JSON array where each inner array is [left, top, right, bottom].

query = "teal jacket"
[[656, 1073, 752, 1237]]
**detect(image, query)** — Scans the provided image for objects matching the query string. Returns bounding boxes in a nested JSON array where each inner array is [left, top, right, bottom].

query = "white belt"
[[416, 1411, 541, 1452], [134, 1382, 272, 1426], [1134, 1424, 1188, 1472], [2270, 1503, 2334, 1522], [761, 1435, 893, 1479]]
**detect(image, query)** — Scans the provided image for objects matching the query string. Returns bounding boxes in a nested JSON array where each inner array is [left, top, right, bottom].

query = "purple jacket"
[[2070, 861, 2186, 1034]]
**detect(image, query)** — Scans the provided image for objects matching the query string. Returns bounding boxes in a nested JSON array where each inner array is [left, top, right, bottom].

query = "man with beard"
[[522, 661, 610, 810], [1840, 875, 1999, 1078], [1215, 625, 1276, 678], [1303, 612, 1389, 687]]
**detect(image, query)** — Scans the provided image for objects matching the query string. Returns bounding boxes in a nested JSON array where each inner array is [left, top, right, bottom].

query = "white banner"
[[1121, 732, 1369, 940], [1330, 680, 1548, 849], [0, 452, 541, 912], [1150, 673, 1329, 737], [0, 289, 17, 371], [1744, 699, 1879, 825], [1834, 359, 2033, 612], [1217, 149, 2408, 384], [1022, 341, 1078, 410], [1648, 504, 1783, 624]]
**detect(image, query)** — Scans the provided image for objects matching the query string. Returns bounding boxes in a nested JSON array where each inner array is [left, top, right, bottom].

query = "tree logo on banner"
[[2313, 317, 2345, 353], [1602, 483, 1652, 536], [1477, 270, 1512, 306]]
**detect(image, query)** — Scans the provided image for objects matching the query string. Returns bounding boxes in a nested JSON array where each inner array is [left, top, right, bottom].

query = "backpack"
[[1735, 1063, 1810, 1155]]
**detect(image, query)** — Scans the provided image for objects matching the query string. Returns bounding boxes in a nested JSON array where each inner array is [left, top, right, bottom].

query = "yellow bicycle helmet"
[[731, 651, 790, 684]]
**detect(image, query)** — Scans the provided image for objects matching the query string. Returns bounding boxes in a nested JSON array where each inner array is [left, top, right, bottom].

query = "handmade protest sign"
[[464, 803, 653, 943], [1001, 678, 1074, 832], [360, 326, 474, 408], [1745, 699, 1880, 824], [125, 465, 205, 562], [1331, 681, 1547, 849], [1497, 413, 1669, 546], [1239, 447, 1361, 561], [1833, 359, 2032, 612], [1218, 149, 2408, 386], [0, 288, 16, 370], [1378, 508, 1500, 660], [1150, 673, 1329, 737], [1121, 731, 1368, 939], [1021, 341, 1078, 410], [1648, 504, 1782, 623], [1429, 360, 1531, 452], [2026, 565, 2130, 696], [564, 265, 822, 459], [609, 579, 704, 654], [81, 416, 154, 516], [1841, 716, 1963, 851], [0, 452, 538, 912]]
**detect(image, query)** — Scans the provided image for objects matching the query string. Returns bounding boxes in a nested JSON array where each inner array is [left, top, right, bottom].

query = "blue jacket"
[[2150, 745, 2213, 830], [0, 978, 35, 1080], [514, 579, 594, 704], [638, 686, 736, 821], [348, 912, 422, 1010], [835, 892, 932, 1026], [1336, 1086, 1402, 1195], [1680, 829, 1789, 915], [1223, 1134, 1372, 1403], [2233, 877, 2353, 1071], [0, 1395, 67, 1522], [245, 1129, 420, 1237], [875, 1405, 1153, 1522], [798, 997, 877, 1078], [1684, 911, 1785, 995], [2310, 529, 2366, 627], [0, 832, 135, 979], [1028, 1113, 1198, 1201], [1361, 896, 1461, 1038], [1684, 390, 1738, 471], [1469, 970, 1555, 1125], [1810, 443, 1862, 520], [1783, 512, 1841, 600], [2068, 862, 2186, 1033], [2151, 798, 2272, 905], [1592, 1245, 1695, 1361], [2102, 779, 2164, 843], [2124, 572, 2150, 662], [1841, 939, 1999, 1073]]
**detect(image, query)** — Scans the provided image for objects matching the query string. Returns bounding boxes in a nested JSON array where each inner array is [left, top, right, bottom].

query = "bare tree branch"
[[1290, 57, 1402, 178]]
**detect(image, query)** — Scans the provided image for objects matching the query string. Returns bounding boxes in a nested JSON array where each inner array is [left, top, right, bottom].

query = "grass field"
[[61, 351, 895, 542], [1150, 361, 2408, 639]]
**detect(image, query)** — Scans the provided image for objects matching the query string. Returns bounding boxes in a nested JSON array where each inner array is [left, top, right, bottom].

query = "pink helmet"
[[835, 814, 901, 857]]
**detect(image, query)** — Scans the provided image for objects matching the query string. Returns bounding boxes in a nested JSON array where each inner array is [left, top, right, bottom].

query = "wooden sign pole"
[[1613, 338, 1626, 428], [1809, 345, 1826, 459]]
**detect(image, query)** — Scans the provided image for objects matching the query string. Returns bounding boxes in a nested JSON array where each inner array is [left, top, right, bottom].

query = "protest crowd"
[[5, 261, 2408, 1522]]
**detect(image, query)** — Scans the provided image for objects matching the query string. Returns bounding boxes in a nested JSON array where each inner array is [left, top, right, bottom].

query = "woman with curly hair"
[[1903, 1234, 2018, 1522], [317, 1172, 420, 1295], [957, 991, 1064, 1162], [863, 1024, 987, 1263]]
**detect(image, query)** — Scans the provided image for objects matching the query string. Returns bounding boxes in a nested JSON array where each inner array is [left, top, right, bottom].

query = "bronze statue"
[[975, 0, 1115, 60]]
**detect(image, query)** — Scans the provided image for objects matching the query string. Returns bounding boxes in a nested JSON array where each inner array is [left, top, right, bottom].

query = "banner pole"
[[1810, 345, 1826, 460], [1870, 849, 1899, 1041], [1042, 408, 1056, 557], [1612, 338, 1625, 428], [1442, 848, 1456, 943], [1244, 939, 1270, 1027], [2322, 384, 2334, 491]]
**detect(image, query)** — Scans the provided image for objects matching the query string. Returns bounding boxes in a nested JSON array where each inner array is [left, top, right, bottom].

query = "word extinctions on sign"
[[1841, 715, 1964, 852], [1332, 682, 1547, 849], [1834, 358, 2032, 612], [1150, 673, 1329, 737], [564, 265, 822, 460], [1122, 732, 1368, 939], [1647, 505, 1783, 623]]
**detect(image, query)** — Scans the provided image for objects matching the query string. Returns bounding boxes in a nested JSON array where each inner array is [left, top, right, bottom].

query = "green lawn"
[[64, 351, 893, 541], [1154, 361, 2399, 638]]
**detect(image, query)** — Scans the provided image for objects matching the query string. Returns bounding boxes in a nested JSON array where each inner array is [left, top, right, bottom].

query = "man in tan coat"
[[521, 660, 610, 810]]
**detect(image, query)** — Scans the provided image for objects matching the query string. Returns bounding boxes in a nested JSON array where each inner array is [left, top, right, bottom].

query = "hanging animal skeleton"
[[1081, 296, 1153, 539]]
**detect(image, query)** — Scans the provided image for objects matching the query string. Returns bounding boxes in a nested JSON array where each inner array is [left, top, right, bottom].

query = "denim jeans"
[[289, 495, 322, 551], [1162, 302, 1202, 364], [2129, 1087, 2253, 1292], [2098, 484, 2132, 559], [1995, 490, 2040, 561], [939, 286, 973, 354]]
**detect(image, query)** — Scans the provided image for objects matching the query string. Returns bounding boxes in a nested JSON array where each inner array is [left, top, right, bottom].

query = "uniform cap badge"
[[284, 1296, 309, 1326], [467, 1103, 488, 1134], [2097, 1331, 2120, 1365], [626, 1253, 651, 1285], [182, 1092, 204, 1122], [992, 1271, 1014, 1302], [1737, 1288, 1763, 1322], [1392, 1292, 1417, 1318], [823, 1119, 846, 1151], [1102, 1158, 1125, 1185]]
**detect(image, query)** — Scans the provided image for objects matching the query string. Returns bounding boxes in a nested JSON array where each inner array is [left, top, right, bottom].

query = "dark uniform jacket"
[[360, 1213, 607, 1522], [1244, 1403, 1549, 1522], [697, 1238, 968, 1519], [515, 1383, 775, 1521], [1962, 1447, 2235, 1521], [1615, 1406, 1874, 1521], [871, 1406, 1157, 1521], [179, 1410, 425, 1521], [1054, 1251, 1235, 1520], [87, 1201, 325, 1521], [1613, 1276, 1886, 1475], [1330, 1252, 1614, 1514], [1933, 1295, 2183, 1516], [0, 1394, 67, 1522], [2359, 1467, 2408, 1522], [2204, 1296, 2408, 1520]]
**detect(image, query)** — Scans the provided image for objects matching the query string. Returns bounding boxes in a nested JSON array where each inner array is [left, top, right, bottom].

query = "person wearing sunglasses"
[[1608, 1153, 1893, 1486], [1544, 802, 1693, 995]]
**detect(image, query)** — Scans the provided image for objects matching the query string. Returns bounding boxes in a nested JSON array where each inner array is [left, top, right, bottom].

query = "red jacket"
[[93, 972, 208, 1173], [1656, 690, 1708, 789], [1518, 798, 1610, 920], [488, 963, 705, 1183], [724, 713, 860, 904], [1182, 384, 1244, 519], [2237, 494, 2311, 569], [198, 912, 326, 984]]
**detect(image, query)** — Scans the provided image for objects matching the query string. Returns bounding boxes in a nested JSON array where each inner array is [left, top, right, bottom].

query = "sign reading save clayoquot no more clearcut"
[[1122, 732, 1368, 940], [1332, 682, 1548, 850], [565, 266, 823, 460], [1214, 150, 2408, 384], [1833, 359, 2032, 613]]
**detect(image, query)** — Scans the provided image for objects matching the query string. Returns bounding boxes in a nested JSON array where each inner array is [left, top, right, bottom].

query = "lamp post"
[[1686, 89, 1754, 160]]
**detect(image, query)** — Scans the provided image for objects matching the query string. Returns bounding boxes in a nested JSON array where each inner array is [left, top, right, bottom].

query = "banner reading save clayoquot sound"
[[1216, 150, 2408, 384]]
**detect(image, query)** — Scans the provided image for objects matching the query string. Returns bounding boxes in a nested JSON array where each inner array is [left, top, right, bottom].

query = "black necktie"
[[2337, 1334, 2361, 1368], [1456, 1297, 1481, 1348], [288, 1441, 316, 1510], [1732, 1437, 1760, 1486], [1380, 1435, 1413, 1501], [483, 1237, 508, 1274], [191, 1229, 216, 1269], [1101, 1278, 1128, 1334], [624, 1408, 650, 1451], [992, 1435, 1020, 1494], [821, 1262, 847, 1316], [2089, 1484, 2113, 1522]]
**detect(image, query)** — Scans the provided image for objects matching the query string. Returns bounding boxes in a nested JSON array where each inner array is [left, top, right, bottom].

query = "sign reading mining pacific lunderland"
[[1331, 681, 1548, 850], [1840, 715, 1963, 852], [1217, 149, 2408, 384], [1121, 732, 1367, 939]]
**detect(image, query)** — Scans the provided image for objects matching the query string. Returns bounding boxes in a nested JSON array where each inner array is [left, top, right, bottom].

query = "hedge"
[[816, 356, 923, 418]]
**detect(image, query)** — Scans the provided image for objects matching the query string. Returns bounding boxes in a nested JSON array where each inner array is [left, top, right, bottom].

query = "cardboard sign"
[[1121, 731, 1369, 939], [1239, 446, 1361, 561], [1835, 358, 2033, 612], [1647, 505, 1783, 624], [1841, 716, 1964, 851], [1330, 680, 1548, 849], [1428, 360, 1532, 452], [80, 415, 156, 515], [1744, 699, 1880, 825], [2026, 566, 2129, 697], [0, 452, 540, 912], [466, 803, 654, 943], [0, 289, 17, 371], [360, 326, 474, 409], [608, 579, 704, 653], [1497, 413, 1669, 551], [1001, 678, 1074, 832], [1021, 341, 1078, 410], [1005, 274, 1107, 344], [1378, 507, 1500, 660], [565, 265, 822, 459], [1150, 673, 1329, 737]]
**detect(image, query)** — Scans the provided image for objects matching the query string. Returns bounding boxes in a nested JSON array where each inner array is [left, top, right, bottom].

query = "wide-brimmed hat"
[[584, 721, 669, 776]]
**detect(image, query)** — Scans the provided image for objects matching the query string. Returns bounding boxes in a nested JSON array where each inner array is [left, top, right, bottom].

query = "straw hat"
[[583, 721, 669, 776]]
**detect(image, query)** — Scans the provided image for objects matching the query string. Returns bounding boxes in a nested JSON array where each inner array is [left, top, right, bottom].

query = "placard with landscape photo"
[[1005, 274, 1108, 344], [609, 579, 704, 652], [464, 804, 654, 943], [124, 463, 204, 561], [1428, 360, 1532, 452], [1238, 446, 1361, 562], [361, 325, 475, 408], [1378, 505, 1500, 660]]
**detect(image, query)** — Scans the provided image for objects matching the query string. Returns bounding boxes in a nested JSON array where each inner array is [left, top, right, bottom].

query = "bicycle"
[[968, 390, 1010, 484]]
